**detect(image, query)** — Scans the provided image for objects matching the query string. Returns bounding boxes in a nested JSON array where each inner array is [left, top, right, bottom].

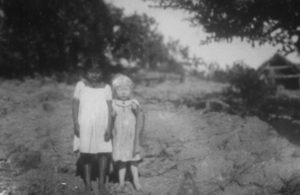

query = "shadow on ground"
[[268, 119, 300, 147]]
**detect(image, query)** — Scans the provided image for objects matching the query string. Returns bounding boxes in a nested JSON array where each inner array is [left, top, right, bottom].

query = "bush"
[[223, 64, 276, 113]]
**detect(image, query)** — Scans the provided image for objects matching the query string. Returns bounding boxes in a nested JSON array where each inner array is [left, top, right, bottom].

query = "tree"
[[0, 0, 113, 77], [0, 1, 193, 78], [108, 8, 171, 70], [146, 0, 300, 53], [166, 38, 190, 61], [108, 7, 190, 72]]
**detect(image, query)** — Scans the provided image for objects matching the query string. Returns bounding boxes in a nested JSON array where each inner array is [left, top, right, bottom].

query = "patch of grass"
[[17, 169, 82, 195]]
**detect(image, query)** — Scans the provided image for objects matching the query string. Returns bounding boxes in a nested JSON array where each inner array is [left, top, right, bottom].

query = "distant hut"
[[257, 53, 300, 90]]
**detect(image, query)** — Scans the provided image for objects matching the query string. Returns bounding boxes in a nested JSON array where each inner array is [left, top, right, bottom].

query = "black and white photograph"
[[1, 0, 300, 194]]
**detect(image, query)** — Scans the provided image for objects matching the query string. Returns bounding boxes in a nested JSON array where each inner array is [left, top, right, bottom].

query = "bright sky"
[[106, 0, 300, 69]]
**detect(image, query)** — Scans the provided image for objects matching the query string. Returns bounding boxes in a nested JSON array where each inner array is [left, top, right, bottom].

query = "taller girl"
[[72, 64, 112, 194]]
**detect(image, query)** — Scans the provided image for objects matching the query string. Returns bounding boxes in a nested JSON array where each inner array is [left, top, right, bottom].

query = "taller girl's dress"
[[74, 80, 112, 179], [112, 99, 141, 162]]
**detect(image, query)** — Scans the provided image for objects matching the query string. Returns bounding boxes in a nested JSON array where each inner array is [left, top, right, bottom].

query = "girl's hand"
[[131, 102, 138, 110], [133, 147, 140, 157], [133, 144, 144, 158], [74, 122, 80, 137], [104, 131, 111, 142], [131, 102, 139, 116]]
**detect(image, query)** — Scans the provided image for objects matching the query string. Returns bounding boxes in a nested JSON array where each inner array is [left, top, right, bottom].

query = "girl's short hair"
[[112, 74, 133, 89], [86, 66, 102, 74], [84, 57, 106, 73]]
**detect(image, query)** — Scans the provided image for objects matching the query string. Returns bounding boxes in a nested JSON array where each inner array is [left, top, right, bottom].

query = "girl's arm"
[[72, 81, 83, 137], [138, 110, 145, 146], [133, 103, 145, 155], [105, 84, 113, 141], [105, 100, 113, 141], [72, 98, 80, 137]]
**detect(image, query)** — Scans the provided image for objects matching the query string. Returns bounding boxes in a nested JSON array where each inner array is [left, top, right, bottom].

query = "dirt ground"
[[1, 77, 300, 195]]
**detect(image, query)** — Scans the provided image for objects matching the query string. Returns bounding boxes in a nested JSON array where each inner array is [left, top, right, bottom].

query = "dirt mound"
[[140, 107, 300, 195], [1, 78, 300, 195]]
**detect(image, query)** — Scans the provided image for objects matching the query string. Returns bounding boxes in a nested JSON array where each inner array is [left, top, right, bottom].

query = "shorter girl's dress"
[[112, 99, 141, 162]]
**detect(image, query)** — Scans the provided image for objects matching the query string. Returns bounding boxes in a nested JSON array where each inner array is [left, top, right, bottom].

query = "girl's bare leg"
[[130, 162, 141, 190], [98, 154, 108, 192], [83, 164, 92, 193], [118, 162, 127, 187]]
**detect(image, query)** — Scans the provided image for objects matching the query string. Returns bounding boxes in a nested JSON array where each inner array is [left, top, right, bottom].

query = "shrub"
[[223, 63, 276, 113]]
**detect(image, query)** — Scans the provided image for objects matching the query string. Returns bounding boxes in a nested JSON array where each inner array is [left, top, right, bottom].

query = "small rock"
[[0, 149, 6, 161], [56, 164, 73, 174], [42, 103, 55, 112], [292, 149, 300, 158], [170, 172, 200, 195], [10, 150, 41, 171], [144, 141, 163, 157]]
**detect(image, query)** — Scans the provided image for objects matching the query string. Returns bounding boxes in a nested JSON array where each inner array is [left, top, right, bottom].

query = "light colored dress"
[[73, 81, 112, 154], [112, 99, 141, 162]]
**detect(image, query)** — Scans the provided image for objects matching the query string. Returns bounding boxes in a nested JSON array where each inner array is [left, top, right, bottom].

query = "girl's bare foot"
[[130, 163, 142, 191], [133, 180, 142, 191]]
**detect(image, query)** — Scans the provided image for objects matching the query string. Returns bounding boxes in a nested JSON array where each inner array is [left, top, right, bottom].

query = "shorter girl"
[[111, 74, 144, 190]]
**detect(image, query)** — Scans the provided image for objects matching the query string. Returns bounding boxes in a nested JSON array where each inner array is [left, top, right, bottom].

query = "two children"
[[73, 69, 144, 193]]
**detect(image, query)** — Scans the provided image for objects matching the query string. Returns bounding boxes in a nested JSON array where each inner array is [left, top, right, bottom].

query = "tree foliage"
[[108, 8, 192, 73], [223, 63, 276, 110], [0, 0, 191, 78], [147, 0, 300, 53], [0, 0, 113, 77], [109, 8, 170, 69]]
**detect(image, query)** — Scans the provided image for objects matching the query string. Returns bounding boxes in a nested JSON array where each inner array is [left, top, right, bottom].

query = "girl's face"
[[86, 70, 103, 83], [115, 86, 131, 100]]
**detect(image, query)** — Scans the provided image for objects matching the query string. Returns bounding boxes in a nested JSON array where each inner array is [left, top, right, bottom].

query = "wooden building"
[[257, 53, 300, 90]]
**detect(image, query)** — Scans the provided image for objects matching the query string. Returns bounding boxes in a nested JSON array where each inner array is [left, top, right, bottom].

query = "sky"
[[106, 0, 300, 69]]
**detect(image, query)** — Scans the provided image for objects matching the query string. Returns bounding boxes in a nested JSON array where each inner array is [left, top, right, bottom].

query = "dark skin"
[[72, 69, 113, 192]]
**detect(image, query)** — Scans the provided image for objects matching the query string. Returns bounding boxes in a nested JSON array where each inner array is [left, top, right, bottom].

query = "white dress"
[[74, 81, 112, 154]]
